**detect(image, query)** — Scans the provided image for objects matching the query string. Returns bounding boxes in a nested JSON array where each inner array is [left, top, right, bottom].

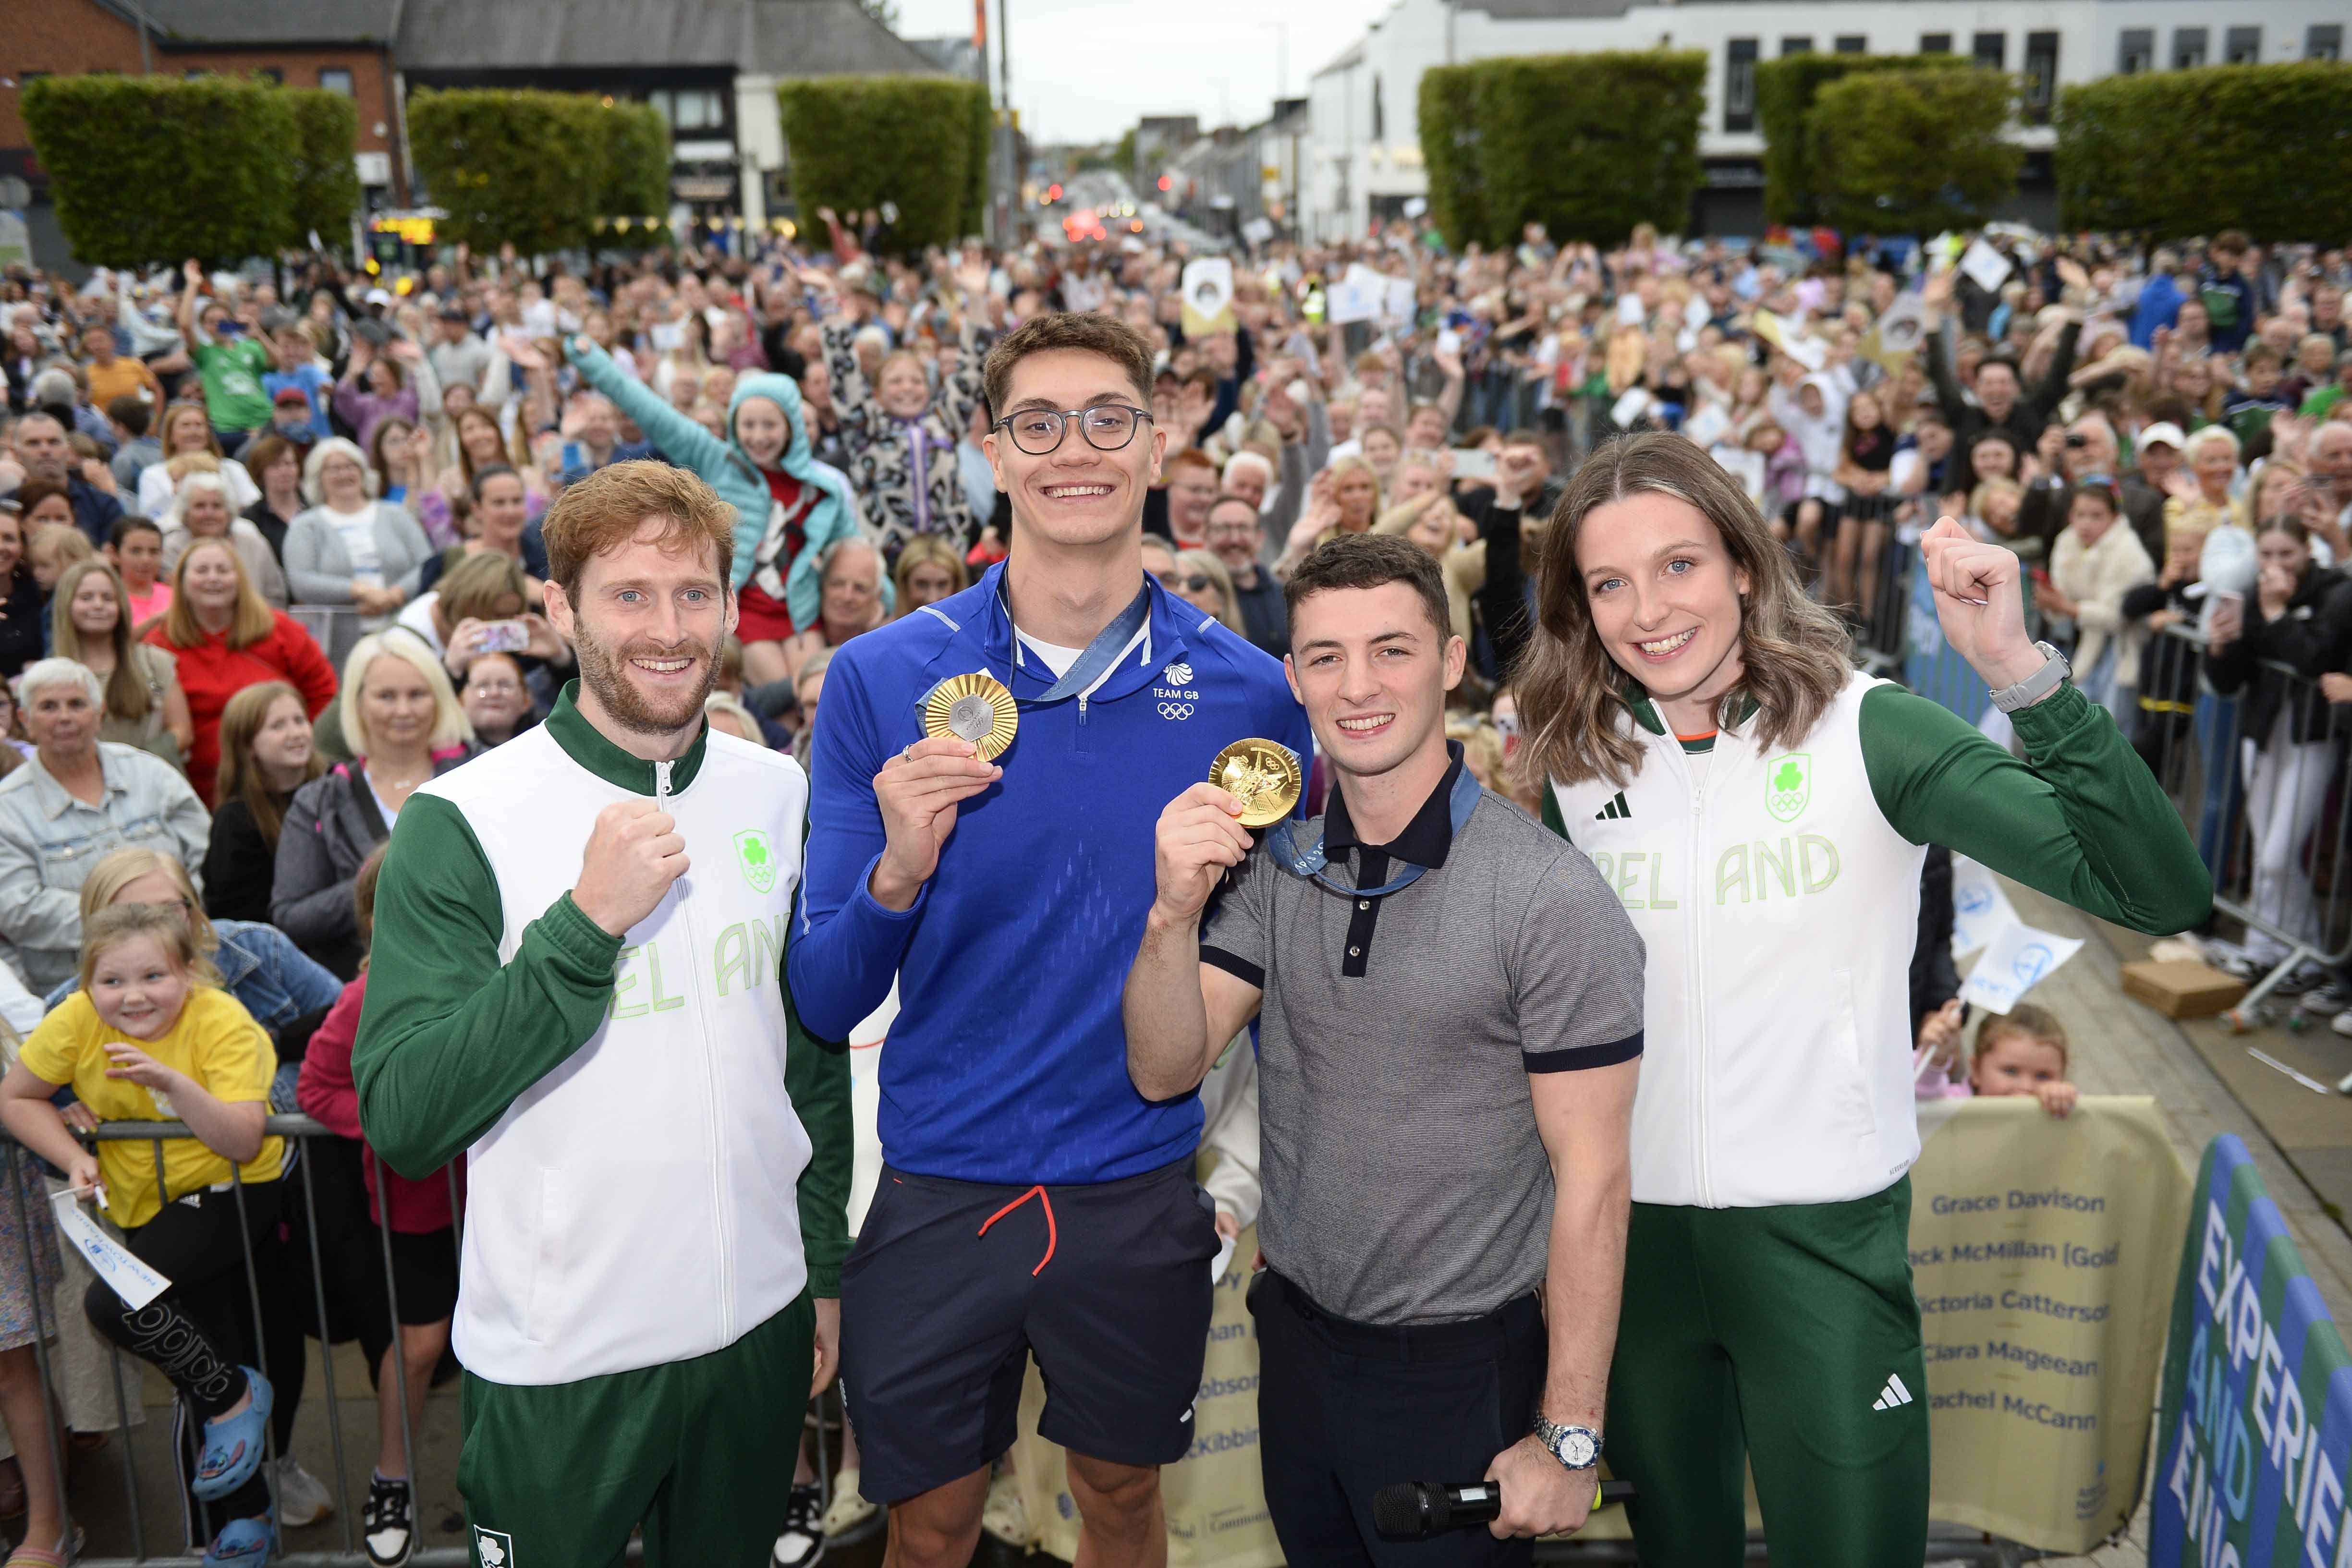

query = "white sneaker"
[[981, 1468, 1028, 1547], [273, 1455, 335, 1528], [821, 1469, 877, 1537], [772, 1483, 826, 1568]]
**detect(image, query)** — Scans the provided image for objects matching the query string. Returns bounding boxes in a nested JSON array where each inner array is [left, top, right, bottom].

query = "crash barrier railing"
[[0, 1117, 840, 1566], [284, 608, 369, 679]]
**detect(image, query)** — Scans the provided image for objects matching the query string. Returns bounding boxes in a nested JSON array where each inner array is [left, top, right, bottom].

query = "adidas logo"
[[1871, 1373, 1913, 1411], [1594, 791, 1632, 821]]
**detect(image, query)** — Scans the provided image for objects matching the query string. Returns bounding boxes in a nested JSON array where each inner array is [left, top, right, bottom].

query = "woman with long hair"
[[1277, 456, 1382, 577], [1514, 432, 2207, 1568], [273, 632, 473, 978], [439, 403, 549, 524], [50, 559, 195, 766], [239, 434, 306, 565], [144, 537, 338, 802], [370, 415, 451, 547], [136, 403, 259, 518], [203, 682, 327, 924], [1169, 547, 1244, 635], [890, 533, 967, 618], [2205, 517, 2352, 985]]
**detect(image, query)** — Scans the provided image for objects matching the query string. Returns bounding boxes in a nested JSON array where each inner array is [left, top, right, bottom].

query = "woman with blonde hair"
[[203, 682, 327, 924], [1277, 455, 1382, 576], [162, 468, 289, 608], [1513, 431, 2207, 1568], [143, 537, 339, 802], [50, 559, 193, 765], [272, 632, 473, 978], [136, 402, 258, 518], [891, 534, 967, 616], [2160, 424, 2248, 540]]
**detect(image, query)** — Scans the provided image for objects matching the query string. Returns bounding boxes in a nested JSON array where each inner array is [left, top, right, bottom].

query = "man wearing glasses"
[[792, 314, 1309, 1568], [1206, 493, 1289, 658]]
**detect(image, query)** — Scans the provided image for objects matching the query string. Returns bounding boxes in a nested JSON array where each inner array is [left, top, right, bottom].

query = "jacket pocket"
[[523, 1168, 564, 1345], [1827, 966, 1879, 1152]]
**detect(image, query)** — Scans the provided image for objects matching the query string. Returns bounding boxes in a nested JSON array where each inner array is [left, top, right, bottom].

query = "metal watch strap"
[[1990, 640, 2069, 713], [1533, 1415, 1601, 1471]]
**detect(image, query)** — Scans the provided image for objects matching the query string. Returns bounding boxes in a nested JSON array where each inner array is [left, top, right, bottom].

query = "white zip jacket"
[[1546, 670, 2210, 1210]]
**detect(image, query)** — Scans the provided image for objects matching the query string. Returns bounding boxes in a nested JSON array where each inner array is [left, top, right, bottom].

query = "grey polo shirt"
[[1200, 747, 1644, 1325]]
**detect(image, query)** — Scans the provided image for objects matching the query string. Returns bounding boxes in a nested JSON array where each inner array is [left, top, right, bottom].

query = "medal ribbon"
[[999, 578, 1153, 704], [1266, 766, 1482, 898]]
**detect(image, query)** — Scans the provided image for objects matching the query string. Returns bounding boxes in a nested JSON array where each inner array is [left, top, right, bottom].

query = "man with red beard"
[[354, 461, 852, 1568]]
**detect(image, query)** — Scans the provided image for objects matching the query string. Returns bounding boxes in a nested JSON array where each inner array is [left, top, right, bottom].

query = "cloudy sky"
[[889, 0, 1399, 145]]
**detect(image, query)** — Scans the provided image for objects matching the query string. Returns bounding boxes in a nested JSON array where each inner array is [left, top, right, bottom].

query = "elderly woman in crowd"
[[204, 681, 327, 925], [0, 659, 210, 990], [284, 436, 434, 634], [144, 537, 339, 802], [2162, 425, 2250, 537], [162, 468, 289, 608], [274, 632, 474, 978], [49, 557, 194, 765]]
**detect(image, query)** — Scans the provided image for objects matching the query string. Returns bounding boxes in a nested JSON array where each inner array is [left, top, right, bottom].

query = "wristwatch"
[[1533, 1415, 1601, 1471], [1989, 640, 2070, 713]]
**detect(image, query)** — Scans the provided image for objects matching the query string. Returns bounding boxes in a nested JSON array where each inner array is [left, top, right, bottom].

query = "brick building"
[[2, 0, 403, 270]]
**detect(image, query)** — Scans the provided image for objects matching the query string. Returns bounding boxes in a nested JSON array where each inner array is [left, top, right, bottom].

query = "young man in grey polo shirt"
[[1124, 534, 1645, 1567]]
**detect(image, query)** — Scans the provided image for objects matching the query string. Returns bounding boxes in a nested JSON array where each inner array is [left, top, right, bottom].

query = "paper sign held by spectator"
[[1950, 856, 2020, 959], [1860, 292, 1927, 375], [1180, 258, 1237, 337], [1957, 920, 2084, 1016], [1959, 239, 2013, 296], [51, 1191, 169, 1311], [1326, 264, 1383, 326], [1752, 311, 1826, 371], [1384, 276, 1418, 328], [1240, 217, 1274, 247]]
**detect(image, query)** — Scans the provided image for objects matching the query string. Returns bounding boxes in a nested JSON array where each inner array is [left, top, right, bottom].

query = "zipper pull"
[[656, 760, 674, 802], [1078, 694, 1089, 721]]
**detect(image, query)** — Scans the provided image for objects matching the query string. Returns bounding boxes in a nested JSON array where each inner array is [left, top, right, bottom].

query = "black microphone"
[[1371, 1479, 1635, 1541]]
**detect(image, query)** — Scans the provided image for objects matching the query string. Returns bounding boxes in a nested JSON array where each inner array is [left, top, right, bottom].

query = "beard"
[[573, 620, 718, 737]]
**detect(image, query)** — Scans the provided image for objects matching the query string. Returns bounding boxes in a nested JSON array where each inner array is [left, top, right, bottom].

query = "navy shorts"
[[840, 1156, 1219, 1504]]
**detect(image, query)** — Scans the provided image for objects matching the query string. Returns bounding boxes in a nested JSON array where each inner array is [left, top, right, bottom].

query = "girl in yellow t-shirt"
[[0, 904, 283, 1567]]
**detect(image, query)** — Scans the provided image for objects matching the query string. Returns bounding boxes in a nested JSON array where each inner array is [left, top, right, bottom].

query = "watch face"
[[1555, 1429, 1598, 1468]]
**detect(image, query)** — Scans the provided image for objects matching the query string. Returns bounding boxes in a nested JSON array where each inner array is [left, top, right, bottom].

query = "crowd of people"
[[0, 207, 2331, 1568]]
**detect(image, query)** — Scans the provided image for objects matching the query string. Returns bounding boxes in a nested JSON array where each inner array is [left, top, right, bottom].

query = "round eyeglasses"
[[994, 404, 1153, 455]]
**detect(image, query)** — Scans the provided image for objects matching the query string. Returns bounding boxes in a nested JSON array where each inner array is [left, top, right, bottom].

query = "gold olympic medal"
[[1209, 738, 1303, 827], [924, 672, 1019, 762]]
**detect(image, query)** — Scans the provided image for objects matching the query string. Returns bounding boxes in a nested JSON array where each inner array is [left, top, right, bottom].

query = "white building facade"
[[1304, 0, 2350, 240]]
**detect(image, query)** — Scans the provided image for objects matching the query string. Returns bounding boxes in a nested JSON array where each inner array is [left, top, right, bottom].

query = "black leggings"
[[84, 1178, 293, 1524]]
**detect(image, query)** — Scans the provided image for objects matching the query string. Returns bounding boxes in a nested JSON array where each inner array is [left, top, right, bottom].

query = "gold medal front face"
[[924, 673, 1019, 761], [1209, 739, 1302, 827]]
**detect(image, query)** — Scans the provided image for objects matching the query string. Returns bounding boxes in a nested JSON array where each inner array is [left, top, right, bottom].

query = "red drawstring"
[[976, 1184, 1057, 1276]]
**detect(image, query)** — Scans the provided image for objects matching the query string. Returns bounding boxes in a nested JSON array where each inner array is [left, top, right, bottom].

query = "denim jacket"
[[0, 742, 212, 992], [42, 919, 342, 1035]]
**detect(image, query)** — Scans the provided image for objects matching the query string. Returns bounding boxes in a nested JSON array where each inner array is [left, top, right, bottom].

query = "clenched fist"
[[573, 799, 688, 936], [1150, 783, 1253, 926]]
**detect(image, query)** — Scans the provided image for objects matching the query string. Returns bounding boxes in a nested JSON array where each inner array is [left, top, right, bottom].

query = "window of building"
[[1834, 35, 1865, 54], [2312, 25, 2345, 61], [183, 68, 209, 79], [319, 68, 354, 94], [648, 88, 723, 132], [2119, 29, 2154, 73], [2225, 27, 2261, 64], [1371, 75, 1385, 142], [1920, 33, 1952, 54], [1973, 32, 2006, 70], [256, 67, 284, 84], [1780, 36, 1813, 57], [2023, 32, 2059, 123], [1724, 38, 1758, 132], [2173, 28, 2207, 69]]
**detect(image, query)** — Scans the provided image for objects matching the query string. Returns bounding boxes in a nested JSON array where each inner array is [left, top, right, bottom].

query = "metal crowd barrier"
[[0, 1116, 841, 1566], [285, 608, 369, 678]]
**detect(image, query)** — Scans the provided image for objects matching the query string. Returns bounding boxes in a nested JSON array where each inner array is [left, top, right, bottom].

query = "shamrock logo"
[[1765, 753, 1811, 823], [734, 829, 778, 894]]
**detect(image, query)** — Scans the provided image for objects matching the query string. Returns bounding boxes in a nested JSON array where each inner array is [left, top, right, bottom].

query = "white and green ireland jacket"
[[1545, 672, 2207, 1212]]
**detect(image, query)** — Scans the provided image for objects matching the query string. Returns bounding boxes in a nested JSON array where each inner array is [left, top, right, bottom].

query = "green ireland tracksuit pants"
[[457, 1295, 815, 1568], [1606, 1179, 1927, 1567]]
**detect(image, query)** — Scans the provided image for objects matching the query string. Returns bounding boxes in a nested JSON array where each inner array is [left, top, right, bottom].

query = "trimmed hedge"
[[1809, 69, 2020, 237], [23, 75, 295, 267], [1755, 52, 1969, 226], [778, 75, 997, 253], [411, 88, 672, 255], [282, 88, 362, 249], [964, 87, 994, 241], [1416, 51, 1704, 249], [1415, 65, 1485, 253], [2055, 61, 2352, 240]]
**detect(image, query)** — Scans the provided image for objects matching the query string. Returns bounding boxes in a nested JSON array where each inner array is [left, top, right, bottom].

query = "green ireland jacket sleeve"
[[352, 793, 623, 1177], [1860, 681, 2212, 935], [782, 808, 851, 1297]]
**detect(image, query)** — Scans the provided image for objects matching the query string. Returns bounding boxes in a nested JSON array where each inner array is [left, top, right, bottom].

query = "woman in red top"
[[144, 538, 337, 802]]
